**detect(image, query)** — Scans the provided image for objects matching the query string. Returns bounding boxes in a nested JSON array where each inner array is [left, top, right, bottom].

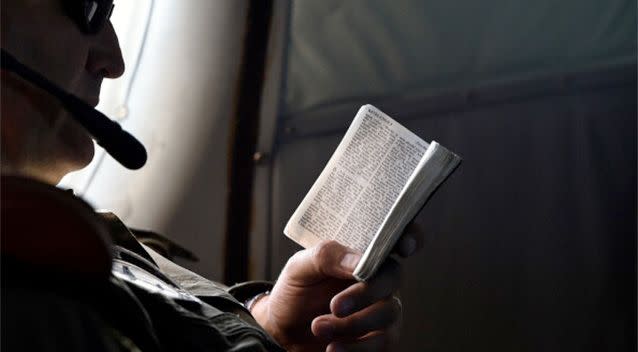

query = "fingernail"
[[400, 237, 416, 256], [315, 320, 334, 339], [340, 252, 361, 271]]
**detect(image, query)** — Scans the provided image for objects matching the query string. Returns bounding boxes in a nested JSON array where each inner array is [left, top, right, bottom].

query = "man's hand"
[[250, 222, 424, 352]]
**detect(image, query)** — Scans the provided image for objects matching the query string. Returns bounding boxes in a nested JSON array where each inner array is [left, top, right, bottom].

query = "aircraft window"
[[55, 2, 250, 251]]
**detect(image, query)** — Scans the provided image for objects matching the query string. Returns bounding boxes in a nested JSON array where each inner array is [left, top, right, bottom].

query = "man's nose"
[[86, 22, 125, 79]]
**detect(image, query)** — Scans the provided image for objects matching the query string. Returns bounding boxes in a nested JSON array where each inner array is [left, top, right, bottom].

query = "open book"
[[284, 105, 461, 281]]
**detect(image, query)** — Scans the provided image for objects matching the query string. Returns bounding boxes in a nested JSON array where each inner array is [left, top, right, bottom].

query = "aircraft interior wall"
[[257, 1, 637, 351], [61, 1, 251, 280]]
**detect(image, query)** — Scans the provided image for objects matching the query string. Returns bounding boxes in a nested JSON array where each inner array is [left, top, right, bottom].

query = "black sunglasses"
[[63, 0, 114, 35]]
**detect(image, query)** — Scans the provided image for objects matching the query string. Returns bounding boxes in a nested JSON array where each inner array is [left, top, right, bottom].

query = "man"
[[1, 1, 423, 351]]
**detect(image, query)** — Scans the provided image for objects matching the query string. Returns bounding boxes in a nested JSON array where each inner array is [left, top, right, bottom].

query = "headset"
[[1, 50, 147, 170], [0, 0, 146, 170]]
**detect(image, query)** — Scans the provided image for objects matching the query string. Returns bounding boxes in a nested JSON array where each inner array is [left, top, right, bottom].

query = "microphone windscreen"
[[96, 128, 148, 170], [2, 49, 147, 170], [63, 93, 147, 170]]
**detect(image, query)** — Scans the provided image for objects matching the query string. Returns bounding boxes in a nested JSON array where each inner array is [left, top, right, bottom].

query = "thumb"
[[282, 241, 362, 285]]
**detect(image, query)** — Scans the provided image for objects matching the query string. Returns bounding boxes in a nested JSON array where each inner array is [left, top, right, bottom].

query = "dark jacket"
[[1, 176, 283, 351]]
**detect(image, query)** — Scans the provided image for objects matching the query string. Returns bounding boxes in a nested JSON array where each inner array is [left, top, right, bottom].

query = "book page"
[[353, 141, 462, 281], [284, 105, 428, 253]]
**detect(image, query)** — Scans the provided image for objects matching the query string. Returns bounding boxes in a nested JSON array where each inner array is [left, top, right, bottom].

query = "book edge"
[[353, 142, 462, 281]]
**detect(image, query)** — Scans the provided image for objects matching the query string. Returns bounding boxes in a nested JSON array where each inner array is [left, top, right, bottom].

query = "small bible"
[[284, 105, 461, 281]]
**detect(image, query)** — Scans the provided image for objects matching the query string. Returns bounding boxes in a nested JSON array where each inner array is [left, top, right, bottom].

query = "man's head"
[[1, 0, 125, 184]]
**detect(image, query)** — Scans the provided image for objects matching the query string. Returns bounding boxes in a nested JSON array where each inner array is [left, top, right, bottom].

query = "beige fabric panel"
[[284, 0, 635, 114]]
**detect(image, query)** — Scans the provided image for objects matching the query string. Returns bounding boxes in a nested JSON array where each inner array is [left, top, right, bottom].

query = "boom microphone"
[[1, 49, 147, 170]]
